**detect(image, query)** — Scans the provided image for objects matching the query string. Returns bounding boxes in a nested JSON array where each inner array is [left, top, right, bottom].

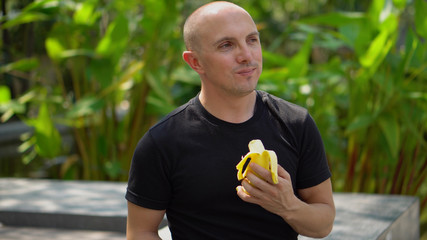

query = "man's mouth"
[[236, 67, 256, 76]]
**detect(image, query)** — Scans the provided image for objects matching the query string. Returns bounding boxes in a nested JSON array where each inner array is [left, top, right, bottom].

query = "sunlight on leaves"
[[73, 0, 99, 25], [0, 86, 11, 103], [25, 103, 62, 158], [46, 37, 65, 62], [414, 0, 427, 38]]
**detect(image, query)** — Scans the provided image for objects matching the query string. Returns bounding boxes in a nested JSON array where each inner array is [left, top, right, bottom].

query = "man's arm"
[[127, 201, 166, 240], [236, 163, 335, 238], [290, 178, 335, 237]]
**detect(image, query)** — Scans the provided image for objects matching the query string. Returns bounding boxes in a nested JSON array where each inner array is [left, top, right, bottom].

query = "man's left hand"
[[236, 162, 297, 216]]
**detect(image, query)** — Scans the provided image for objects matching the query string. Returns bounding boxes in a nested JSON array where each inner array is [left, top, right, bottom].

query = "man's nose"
[[236, 44, 253, 63]]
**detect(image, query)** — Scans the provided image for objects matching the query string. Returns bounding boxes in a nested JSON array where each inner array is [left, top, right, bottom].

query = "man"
[[126, 1, 335, 239]]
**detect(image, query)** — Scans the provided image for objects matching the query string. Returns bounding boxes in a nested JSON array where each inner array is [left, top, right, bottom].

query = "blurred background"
[[0, 0, 426, 238]]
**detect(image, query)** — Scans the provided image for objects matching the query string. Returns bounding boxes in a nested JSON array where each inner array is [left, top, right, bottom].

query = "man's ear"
[[183, 51, 204, 74]]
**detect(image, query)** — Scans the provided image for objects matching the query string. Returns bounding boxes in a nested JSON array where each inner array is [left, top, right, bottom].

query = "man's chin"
[[231, 87, 257, 97]]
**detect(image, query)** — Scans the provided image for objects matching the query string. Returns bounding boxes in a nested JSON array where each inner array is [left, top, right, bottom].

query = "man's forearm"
[[280, 199, 335, 238], [126, 202, 166, 240]]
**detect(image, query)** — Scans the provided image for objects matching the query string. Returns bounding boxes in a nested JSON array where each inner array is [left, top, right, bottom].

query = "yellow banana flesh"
[[236, 139, 278, 184]]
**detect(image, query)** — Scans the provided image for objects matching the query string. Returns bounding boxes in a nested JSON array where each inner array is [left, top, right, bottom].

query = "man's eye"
[[219, 42, 232, 49], [248, 38, 258, 43]]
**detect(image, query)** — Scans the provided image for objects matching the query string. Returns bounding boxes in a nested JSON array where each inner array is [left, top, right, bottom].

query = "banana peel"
[[236, 139, 278, 184]]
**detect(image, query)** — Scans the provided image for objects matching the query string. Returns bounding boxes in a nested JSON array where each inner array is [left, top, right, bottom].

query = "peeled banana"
[[236, 139, 278, 184]]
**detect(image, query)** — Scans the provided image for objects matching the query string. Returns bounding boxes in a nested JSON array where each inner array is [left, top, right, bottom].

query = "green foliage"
[[414, 0, 427, 39], [0, 58, 39, 73], [1, 0, 192, 180], [0, 86, 11, 103], [24, 102, 62, 160]]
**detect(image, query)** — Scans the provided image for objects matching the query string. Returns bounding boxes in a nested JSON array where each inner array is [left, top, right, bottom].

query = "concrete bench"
[[0, 178, 419, 240]]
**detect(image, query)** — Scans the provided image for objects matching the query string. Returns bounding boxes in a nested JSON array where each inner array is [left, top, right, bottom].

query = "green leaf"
[[259, 68, 290, 83], [378, 115, 400, 159], [359, 32, 387, 68], [0, 86, 11, 103], [379, 12, 398, 33], [104, 161, 122, 179], [0, 88, 14, 121], [415, 0, 427, 38], [97, 135, 108, 158], [0, 101, 26, 122], [60, 49, 96, 58], [66, 96, 105, 118], [359, 13, 397, 69], [262, 50, 290, 68], [146, 70, 173, 106], [88, 58, 115, 89], [378, 0, 393, 23], [22, 149, 38, 165], [17, 88, 38, 104], [21, 0, 60, 13], [171, 66, 200, 85], [60, 155, 79, 180], [339, 21, 374, 57], [0, 58, 39, 73], [368, 0, 385, 28], [287, 34, 314, 78], [146, 94, 176, 116], [96, 14, 129, 58], [392, 0, 407, 9], [45, 37, 66, 62], [18, 138, 35, 153], [147, 0, 167, 17], [26, 103, 62, 158], [99, 60, 144, 97], [346, 114, 376, 133], [3, 0, 60, 28], [405, 91, 427, 101], [2, 12, 50, 29], [73, 0, 99, 25], [0, 98, 26, 122], [298, 12, 365, 27]]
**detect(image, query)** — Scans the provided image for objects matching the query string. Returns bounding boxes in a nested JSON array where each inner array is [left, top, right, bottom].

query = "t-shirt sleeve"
[[296, 113, 331, 189], [125, 131, 171, 210]]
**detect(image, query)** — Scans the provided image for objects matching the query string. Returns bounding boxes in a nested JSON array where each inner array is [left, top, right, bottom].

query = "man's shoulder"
[[148, 96, 198, 134], [257, 90, 308, 121]]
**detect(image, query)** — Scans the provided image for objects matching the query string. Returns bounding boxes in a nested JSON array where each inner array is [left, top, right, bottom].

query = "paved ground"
[[0, 225, 127, 240], [0, 225, 173, 240]]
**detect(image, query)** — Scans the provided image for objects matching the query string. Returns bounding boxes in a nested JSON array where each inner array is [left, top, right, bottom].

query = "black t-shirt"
[[126, 90, 331, 240]]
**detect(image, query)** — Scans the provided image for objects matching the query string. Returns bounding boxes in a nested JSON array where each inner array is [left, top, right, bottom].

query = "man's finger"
[[277, 164, 291, 180], [236, 185, 258, 203], [248, 162, 273, 183]]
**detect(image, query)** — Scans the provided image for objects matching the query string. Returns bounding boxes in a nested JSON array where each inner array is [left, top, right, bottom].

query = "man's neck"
[[199, 89, 257, 124]]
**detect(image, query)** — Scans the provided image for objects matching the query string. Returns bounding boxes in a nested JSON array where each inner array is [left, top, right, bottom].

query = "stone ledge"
[[299, 193, 419, 240], [0, 178, 129, 232], [0, 211, 126, 233], [0, 178, 419, 240]]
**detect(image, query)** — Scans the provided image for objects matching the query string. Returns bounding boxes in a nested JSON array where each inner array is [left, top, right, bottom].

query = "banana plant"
[[294, 0, 427, 230], [0, 0, 192, 180]]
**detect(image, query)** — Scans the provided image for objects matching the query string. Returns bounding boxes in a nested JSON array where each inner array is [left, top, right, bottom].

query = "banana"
[[236, 139, 278, 184]]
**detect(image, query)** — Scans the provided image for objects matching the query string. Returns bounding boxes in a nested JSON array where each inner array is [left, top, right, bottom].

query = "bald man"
[[126, 2, 335, 239]]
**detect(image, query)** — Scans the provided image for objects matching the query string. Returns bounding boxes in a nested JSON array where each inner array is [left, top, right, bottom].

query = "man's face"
[[194, 9, 263, 97]]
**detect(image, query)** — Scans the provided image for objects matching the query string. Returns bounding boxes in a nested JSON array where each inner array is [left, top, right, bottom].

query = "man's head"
[[182, 1, 263, 97], [183, 1, 252, 52]]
